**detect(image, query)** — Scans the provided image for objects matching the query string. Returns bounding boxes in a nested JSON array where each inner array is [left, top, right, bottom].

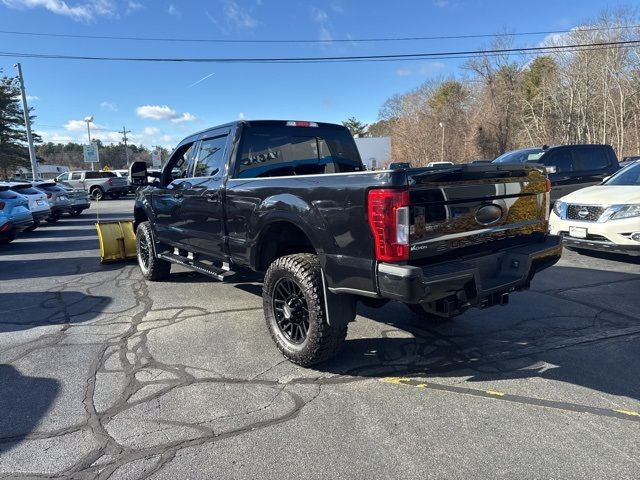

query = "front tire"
[[263, 254, 348, 366], [136, 221, 171, 281]]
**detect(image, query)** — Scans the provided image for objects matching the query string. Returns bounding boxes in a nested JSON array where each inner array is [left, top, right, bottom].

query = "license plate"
[[569, 226, 587, 238]]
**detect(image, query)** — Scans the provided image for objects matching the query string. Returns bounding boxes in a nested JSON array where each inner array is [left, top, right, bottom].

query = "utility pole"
[[120, 126, 132, 168], [14, 63, 38, 180], [439, 122, 445, 162]]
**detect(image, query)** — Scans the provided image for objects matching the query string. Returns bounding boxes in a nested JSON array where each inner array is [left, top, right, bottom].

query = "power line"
[[0, 24, 638, 44], [0, 39, 639, 64]]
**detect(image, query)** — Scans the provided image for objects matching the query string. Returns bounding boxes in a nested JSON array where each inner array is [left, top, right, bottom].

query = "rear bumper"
[[9, 215, 34, 232], [32, 209, 51, 221], [377, 235, 562, 308], [51, 204, 72, 214]]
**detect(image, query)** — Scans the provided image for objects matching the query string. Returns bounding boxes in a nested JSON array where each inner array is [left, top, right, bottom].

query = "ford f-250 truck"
[[129, 120, 562, 366]]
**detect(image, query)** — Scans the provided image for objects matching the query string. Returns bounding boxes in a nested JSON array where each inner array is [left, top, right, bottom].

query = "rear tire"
[[46, 214, 61, 224], [136, 221, 171, 281], [90, 187, 104, 201], [407, 303, 454, 324], [24, 220, 40, 232], [263, 253, 348, 366], [68, 208, 83, 217]]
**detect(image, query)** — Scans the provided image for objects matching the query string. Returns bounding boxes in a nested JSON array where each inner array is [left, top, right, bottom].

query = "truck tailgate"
[[408, 165, 549, 261]]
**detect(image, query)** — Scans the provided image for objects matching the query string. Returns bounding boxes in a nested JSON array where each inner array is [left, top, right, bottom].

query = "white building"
[[15, 164, 69, 180], [354, 137, 391, 170]]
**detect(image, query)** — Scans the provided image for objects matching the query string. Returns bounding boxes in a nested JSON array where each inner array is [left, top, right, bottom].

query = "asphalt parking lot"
[[1, 198, 639, 479]]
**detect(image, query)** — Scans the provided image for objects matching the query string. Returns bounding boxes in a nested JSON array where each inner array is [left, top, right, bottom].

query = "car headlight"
[[608, 204, 640, 220], [552, 201, 566, 218]]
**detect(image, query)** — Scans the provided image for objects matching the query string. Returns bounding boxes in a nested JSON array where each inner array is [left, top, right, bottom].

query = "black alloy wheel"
[[272, 277, 310, 344]]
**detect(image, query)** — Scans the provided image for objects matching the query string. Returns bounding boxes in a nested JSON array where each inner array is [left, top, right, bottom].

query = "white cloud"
[[26, 95, 39, 101], [136, 104, 177, 120], [224, 0, 258, 29], [238, 112, 245, 119], [64, 119, 105, 132], [167, 3, 179, 17], [38, 131, 75, 143], [143, 126, 159, 135], [136, 104, 196, 124], [433, 0, 449, 7], [311, 7, 333, 43], [100, 101, 118, 112], [125, 0, 142, 14], [171, 112, 196, 124], [1, 0, 116, 22], [161, 134, 173, 143]]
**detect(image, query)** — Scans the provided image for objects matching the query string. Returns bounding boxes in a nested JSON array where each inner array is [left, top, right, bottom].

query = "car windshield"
[[493, 148, 544, 163], [604, 161, 640, 185]]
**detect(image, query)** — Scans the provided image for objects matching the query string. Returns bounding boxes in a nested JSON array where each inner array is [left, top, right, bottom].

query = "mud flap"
[[321, 270, 356, 326], [96, 220, 137, 263]]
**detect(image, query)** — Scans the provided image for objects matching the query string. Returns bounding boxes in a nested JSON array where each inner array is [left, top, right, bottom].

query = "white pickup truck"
[[56, 170, 129, 200]]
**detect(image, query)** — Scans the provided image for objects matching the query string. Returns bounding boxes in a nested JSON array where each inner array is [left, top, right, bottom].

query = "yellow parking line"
[[486, 389, 505, 397], [614, 409, 640, 417]]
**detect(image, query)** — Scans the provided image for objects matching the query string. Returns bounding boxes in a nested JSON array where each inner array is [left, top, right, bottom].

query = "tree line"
[[346, 9, 640, 167]]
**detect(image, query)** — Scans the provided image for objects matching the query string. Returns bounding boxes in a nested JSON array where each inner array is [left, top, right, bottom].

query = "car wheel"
[[136, 221, 171, 281], [90, 187, 104, 201], [407, 303, 453, 323], [263, 253, 348, 366], [46, 214, 61, 223], [68, 208, 83, 217], [24, 220, 40, 232]]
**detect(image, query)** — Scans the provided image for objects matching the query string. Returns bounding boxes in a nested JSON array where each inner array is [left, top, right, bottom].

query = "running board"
[[157, 252, 234, 281]]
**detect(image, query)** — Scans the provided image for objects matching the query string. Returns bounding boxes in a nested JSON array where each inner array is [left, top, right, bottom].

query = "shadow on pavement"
[[567, 247, 640, 265], [0, 291, 112, 333], [0, 365, 60, 454], [0, 258, 124, 281], [311, 265, 640, 402]]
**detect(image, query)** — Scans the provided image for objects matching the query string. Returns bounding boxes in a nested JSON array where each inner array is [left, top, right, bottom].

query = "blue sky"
[[0, 0, 630, 148]]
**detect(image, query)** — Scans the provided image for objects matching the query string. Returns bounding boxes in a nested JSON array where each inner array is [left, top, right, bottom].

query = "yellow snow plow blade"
[[96, 220, 137, 263]]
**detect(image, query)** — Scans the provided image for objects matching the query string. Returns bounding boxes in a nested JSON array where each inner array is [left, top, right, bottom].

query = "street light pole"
[[84, 116, 94, 171], [14, 63, 39, 180], [439, 122, 445, 162], [120, 126, 132, 168]]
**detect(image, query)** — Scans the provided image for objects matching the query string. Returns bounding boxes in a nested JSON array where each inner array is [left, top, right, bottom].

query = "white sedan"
[[550, 161, 640, 256]]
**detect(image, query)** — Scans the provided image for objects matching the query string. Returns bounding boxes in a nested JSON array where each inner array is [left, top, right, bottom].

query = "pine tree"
[[342, 117, 369, 138]]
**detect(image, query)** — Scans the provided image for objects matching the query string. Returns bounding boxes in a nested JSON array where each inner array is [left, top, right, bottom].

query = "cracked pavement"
[[1, 199, 639, 479]]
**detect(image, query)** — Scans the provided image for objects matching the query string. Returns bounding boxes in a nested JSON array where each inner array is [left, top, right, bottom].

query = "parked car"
[[112, 169, 136, 193], [32, 181, 72, 222], [493, 144, 621, 203], [620, 156, 640, 168], [550, 160, 640, 256], [0, 181, 51, 231], [129, 119, 561, 366], [0, 186, 34, 243], [56, 184, 91, 217], [56, 170, 128, 200]]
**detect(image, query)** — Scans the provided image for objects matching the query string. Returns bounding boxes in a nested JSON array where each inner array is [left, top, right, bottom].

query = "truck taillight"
[[367, 189, 410, 262]]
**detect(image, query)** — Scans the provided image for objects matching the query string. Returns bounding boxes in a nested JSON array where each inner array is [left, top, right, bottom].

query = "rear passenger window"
[[573, 148, 609, 171], [193, 136, 228, 178], [85, 172, 100, 179], [236, 126, 362, 178], [71, 172, 82, 180], [543, 150, 573, 173]]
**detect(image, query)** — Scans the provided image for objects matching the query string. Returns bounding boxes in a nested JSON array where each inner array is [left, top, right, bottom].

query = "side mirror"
[[129, 161, 149, 186], [545, 165, 557, 174]]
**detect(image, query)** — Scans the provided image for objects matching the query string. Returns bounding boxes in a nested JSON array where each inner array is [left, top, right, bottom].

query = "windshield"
[[604, 162, 640, 185], [493, 148, 544, 164]]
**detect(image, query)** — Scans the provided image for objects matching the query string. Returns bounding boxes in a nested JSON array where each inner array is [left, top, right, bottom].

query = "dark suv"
[[493, 144, 620, 202]]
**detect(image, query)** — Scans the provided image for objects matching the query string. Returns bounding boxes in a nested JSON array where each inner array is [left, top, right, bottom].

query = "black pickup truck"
[[130, 120, 562, 366]]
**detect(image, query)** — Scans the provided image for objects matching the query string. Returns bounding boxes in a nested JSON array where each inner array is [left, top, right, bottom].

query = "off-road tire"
[[407, 303, 454, 323], [90, 187, 104, 201], [136, 221, 171, 281], [263, 253, 348, 366]]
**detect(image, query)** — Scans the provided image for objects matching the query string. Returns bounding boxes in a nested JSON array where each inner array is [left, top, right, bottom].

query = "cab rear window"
[[236, 126, 363, 178]]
